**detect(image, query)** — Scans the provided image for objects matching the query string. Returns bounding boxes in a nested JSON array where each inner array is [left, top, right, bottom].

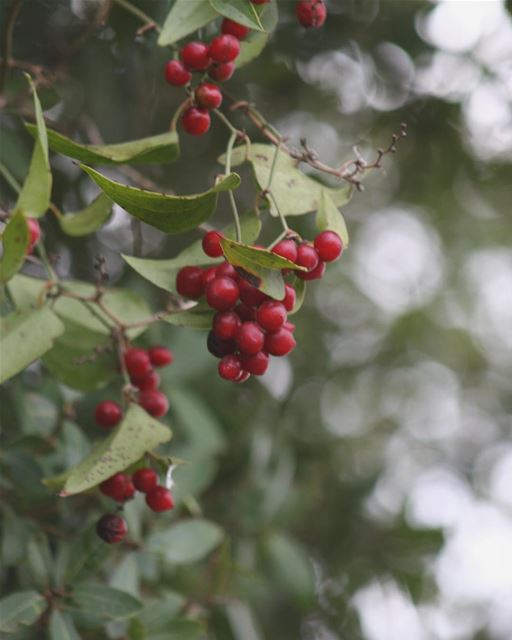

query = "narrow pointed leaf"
[[59, 193, 112, 236], [209, 0, 264, 31], [237, 0, 279, 67], [289, 278, 306, 315], [147, 519, 224, 564], [316, 189, 350, 246], [0, 210, 30, 283], [43, 404, 172, 496], [49, 609, 81, 640], [158, 0, 217, 46], [147, 620, 203, 640], [162, 306, 215, 329], [0, 590, 46, 633], [69, 585, 142, 621], [80, 164, 241, 233], [137, 594, 185, 633]]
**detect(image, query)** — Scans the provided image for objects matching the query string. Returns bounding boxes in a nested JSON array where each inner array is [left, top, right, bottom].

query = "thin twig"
[[113, 0, 161, 34], [0, 0, 23, 93]]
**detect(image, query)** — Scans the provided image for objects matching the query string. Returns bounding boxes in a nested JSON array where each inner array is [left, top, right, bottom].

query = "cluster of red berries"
[[96, 467, 174, 543], [175, 229, 343, 382], [94, 345, 173, 429]]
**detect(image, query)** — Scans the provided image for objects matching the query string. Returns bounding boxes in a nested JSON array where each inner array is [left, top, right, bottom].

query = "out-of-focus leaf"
[[58, 193, 112, 237], [68, 585, 142, 621], [0, 590, 46, 633], [137, 593, 185, 633], [162, 306, 215, 330], [81, 164, 240, 234], [263, 532, 314, 606], [209, 0, 264, 31], [61, 529, 110, 583], [158, 0, 217, 46], [109, 553, 140, 598], [316, 189, 350, 247], [44, 404, 172, 496], [49, 609, 81, 640], [62, 421, 91, 467], [1, 507, 31, 565], [289, 278, 306, 315], [27, 533, 54, 588], [147, 520, 224, 564], [237, 0, 278, 67], [148, 620, 204, 640], [0, 211, 30, 283]]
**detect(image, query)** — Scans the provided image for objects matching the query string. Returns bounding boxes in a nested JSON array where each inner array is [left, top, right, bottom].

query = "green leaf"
[[316, 189, 349, 247], [289, 278, 306, 315], [158, 0, 218, 46], [80, 164, 241, 234], [15, 76, 52, 218], [0, 210, 30, 283], [58, 193, 112, 237], [122, 214, 261, 293], [209, 0, 264, 31], [221, 144, 352, 218], [27, 125, 180, 165], [162, 306, 215, 330], [61, 529, 110, 583], [109, 553, 140, 598], [263, 532, 314, 606], [0, 307, 65, 384], [0, 590, 46, 633], [69, 585, 142, 622], [27, 533, 54, 588], [147, 519, 224, 564], [137, 594, 185, 633], [148, 620, 203, 640], [44, 404, 172, 496], [237, 0, 278, 67], [49, 610, 81, 640]]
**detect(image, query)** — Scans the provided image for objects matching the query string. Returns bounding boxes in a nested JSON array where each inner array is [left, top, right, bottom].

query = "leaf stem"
[[224, 131, 242, 242], [269, 191, 289, 234], [170, 97, 191, 132], [112, 0, 161, 33], [0, 161, 21, 193], [213, 109, 241, 136]]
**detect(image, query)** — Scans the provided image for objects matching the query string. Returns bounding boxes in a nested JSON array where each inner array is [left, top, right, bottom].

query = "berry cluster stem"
[[112, 0, 161, 34]]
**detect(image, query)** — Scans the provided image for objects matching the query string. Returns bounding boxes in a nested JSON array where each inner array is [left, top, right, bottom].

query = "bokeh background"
[[1, 1, 511, 639]]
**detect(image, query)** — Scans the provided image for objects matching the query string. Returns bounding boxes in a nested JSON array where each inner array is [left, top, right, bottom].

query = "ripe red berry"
[[235, 302, 256, 321], [272, 239, 298, 263], [176, 266, 204, 299], [296, 0, 327, 28], [213, 310, 241, 340], [134, 370, 160, 391], [235, 321, 265, 355], [124, 348, 152, 379], [297, 260, 326, 280], [139, 390, 169, 418], [146, 485, 175, 512], [164, 59, 191, 86], [216, 262, 238, 280], [282, 284, 296, 312], [296, 243, 320, 271], [100, 473, 130, 502], [207, 330, 236, 358], [202, 230, 224, 257], [241, 351, 269, 376], [209, 34, 240, 63], [264, 328, 296, 356], [195, 83, 223, 110], [96, 513, 127, 544], [239, 279, 267, 307], [26, 218, 41, 253], [314, 230, 343, 262], [206, 277, 239, 311], [182, 107, 211, 136], [132, 468, 158, 493], [180, 41, 211, 71], [148, 346, 173, 368], [95, 400, 122, 429], [218, 354, 242, 380], [123, 480, 136, 501], [256, 301, 287, 333], [209, 62, 235, 82], [221, 18, 251, 40], [201, 266, 217, 289]]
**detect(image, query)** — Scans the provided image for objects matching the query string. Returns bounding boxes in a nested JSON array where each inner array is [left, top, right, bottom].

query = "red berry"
[[241, 351, 269, 376], [206, 277, 239, 311], [314, 230, 343, 262], [235, 321, 265, 355], [95, 400, 122, 429], [164, 59, 191, 86], [202, 230, 224, 257], [213, 310, 241, 340], [283, 284, 296, 312], [264, 328, 296, 356], [202, 266, 218, 288], [100, 473, 129, 502], [195, 83, 223, 110], [134, 370, 160, 391], [256, 301, 287, 333], [26, 218, 41, 253], [221, 18, 251, 40], [209, 62, 235, 82], [148, 346, 173, 368], [297, 260, 326, 280], [218, 354, 242, 380], [132, 468, 158, 494], [283, 321, 296, 332], [96, 513, 127, 544], [207, 330, 236, 358], [296, 243, 319, 271], [124, 348, 152, 379], [139, 390, 169, 418], [234, 370, 251, 383], [216, 262, 238, 280], [123, 480, 136, 501], [296, 0, 327, 28], [182, 107, 211, 136], [272, 239, 298, 263], [235, 302, 256, 321], [239, 279, 267, 307], [146, 485, 175, 512], [176, 266, 204, 299], [209, 34, 240, 63], [180, 41, 211, 71]]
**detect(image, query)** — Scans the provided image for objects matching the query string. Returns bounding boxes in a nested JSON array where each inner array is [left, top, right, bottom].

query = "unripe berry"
[[26, 218, 41, 253], [164, 59, 191, 86], [283, 284, 296, 312], [95, 400, 122, 429], [241, 351, 269, 376], [206, 276, 239, 311], [202, 230, 224, 257], [296, 243, 320, 271], [134, 370, 160, 392], [209, 34, 240, 63], [264, 328, 296, 356], [100, 473, 130, 502], [182, 107, 211, 136], [146, 485, 175, 512], [272, 239, 298, 263], [296, 0, 327, 29], [124, 348, 152, 379], [176, 266, 204, 299], [216, 262, 238, 280], [96, 513, 127, 544], [207, 330, 236, 358], [213, 310, 241, 340], [314, 230, 343, 262], [209, 62, 235, 82], [235, 321, 265, 355], [195, 83, 223, 110], [297, 260, 326, 280], [256, 301, 287, 333], [132, 468, 158, 493], [239, 279, 267, 307], [148, 346, 173, 368], [221, 18, 251, 40], [218, 354, 242, 380], [139, 390, 169, 418], [180, 41, 211, 71]]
